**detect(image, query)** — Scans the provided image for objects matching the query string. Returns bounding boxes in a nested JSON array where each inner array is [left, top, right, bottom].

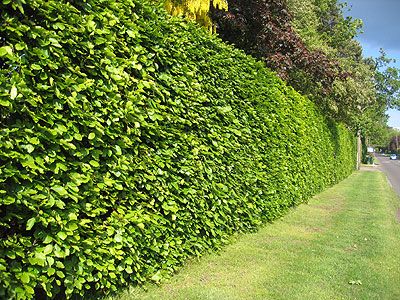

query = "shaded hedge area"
[[0, 0, 356, 298]]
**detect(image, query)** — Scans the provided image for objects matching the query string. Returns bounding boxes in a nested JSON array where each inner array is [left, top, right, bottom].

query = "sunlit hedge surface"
[[0, 0, 356, 298]]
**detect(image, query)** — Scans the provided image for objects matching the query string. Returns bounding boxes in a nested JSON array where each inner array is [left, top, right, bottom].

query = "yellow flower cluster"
[[165, 0, 228, 32]]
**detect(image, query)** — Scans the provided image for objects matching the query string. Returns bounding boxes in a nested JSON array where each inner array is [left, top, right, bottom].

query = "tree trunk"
[[356, 130, 361, 170]]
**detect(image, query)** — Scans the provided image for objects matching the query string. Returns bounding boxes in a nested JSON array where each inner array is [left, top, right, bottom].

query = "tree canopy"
[[210, 0, 343, 91], [166, 0, 400, 143]]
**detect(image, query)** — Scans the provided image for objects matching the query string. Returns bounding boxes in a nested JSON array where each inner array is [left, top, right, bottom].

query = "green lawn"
[[109, 170, 400, 300]]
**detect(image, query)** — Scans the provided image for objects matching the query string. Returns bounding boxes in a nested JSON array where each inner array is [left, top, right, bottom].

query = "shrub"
[[0, 0, 356, 298]]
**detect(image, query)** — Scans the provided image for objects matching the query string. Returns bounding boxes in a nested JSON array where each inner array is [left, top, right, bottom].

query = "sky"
[[340, 0, 400, 128]]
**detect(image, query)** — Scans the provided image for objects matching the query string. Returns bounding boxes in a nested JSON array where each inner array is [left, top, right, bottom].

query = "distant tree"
[[286, 0, 398, 136], [373, 49, 400, 109], [389, 134, 400, 152], [209, 0, 343, 90]]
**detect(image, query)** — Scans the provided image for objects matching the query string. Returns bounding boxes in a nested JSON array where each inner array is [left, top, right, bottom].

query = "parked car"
[[390, 154, 397, 160]]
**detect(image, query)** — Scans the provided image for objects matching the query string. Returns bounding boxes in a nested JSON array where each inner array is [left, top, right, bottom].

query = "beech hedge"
[[0, 0, 356, 298]]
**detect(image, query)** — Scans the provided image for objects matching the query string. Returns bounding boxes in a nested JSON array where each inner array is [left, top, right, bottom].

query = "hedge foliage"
[[0, 0, 356, 298]]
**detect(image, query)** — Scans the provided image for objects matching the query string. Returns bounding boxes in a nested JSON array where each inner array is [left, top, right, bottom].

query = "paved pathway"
[[374, 154, 400, 197]]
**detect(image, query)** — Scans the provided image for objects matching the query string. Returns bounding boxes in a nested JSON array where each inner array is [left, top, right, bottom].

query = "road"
[[375, 154, 400, 196]]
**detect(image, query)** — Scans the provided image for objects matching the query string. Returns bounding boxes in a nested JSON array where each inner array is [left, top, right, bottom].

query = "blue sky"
[[341, 0, 400, 128]]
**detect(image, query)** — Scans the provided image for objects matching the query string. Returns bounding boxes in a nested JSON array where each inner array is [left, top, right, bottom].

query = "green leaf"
[[26, 144, 35, 153], [47, 256, 55, 267], [0, 46, 12, 57], [103, 177, 115, 186], [68, 213, 78, 220], [6, 251, 15, 259], [74, 133, 83, 141], [49, 37, 62, 48], [43, 235, 53, 244], [31, 64, 42, 70], [15, 287, 26, 296], [20, 272, 30, 284], [89, 160, 99, 167], [217, 106, 232, 114], [55, 200, 65, 209], [21, 156, 38, 169], [88, 132, 95, 140], [114, 234, 123, 243], [3, 196, 15, 205], [47, 267, 56, 276], [57, 231, 68, 240], [25, 285, 34, 295], [0, 99, 10, 107], [10, 85, 18, 100], [43, 244, 53, 255], [67, 222, 78, 231], [29, 255, 46, 267], [15, 43, 25, 51], [26, 217, 36, 230], [115, 145, 122, 155], [125, 257, 133, 265], [56, 270, 65, 278], [27, 137, 40, 145], [51, 185, 68, 196], [54, 162, 67, 174], [151, 271, 162, 282]]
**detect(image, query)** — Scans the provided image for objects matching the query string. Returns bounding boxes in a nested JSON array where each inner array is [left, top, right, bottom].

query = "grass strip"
[[110, 170, 400, 300]]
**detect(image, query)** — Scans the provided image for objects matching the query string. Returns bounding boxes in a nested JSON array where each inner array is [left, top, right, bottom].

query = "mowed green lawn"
[[110, 170, 400, 300]]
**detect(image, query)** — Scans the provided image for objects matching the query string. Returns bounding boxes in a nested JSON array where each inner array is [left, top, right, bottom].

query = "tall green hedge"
[[0, 0, 356, 298]]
